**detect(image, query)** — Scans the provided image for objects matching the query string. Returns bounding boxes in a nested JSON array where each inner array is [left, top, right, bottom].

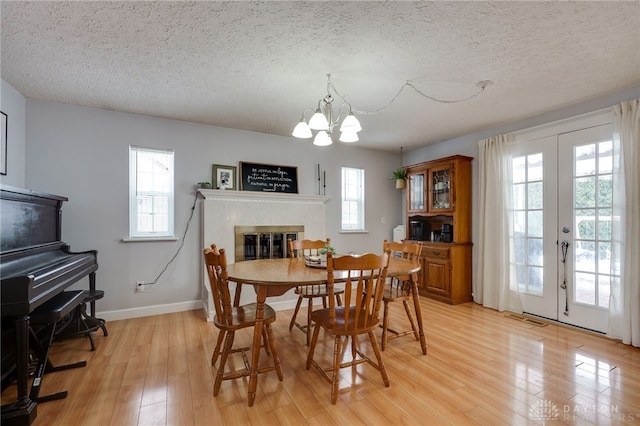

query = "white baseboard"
[[98, 300, 204, 322], [98, 298, 300, 322]]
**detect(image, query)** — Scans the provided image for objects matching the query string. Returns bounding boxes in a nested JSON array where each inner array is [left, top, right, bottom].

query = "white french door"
[[512, 122, 613, 333], [557, 124, 613, 332], [512, 136, 559, 320]]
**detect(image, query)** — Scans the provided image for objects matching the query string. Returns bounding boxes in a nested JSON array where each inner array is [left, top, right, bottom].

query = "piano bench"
[[29, 290, 87, 404], [30, 290, 86, 325]]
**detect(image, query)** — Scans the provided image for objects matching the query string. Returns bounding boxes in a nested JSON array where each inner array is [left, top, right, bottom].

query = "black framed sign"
[[239, 161, 298, 193]]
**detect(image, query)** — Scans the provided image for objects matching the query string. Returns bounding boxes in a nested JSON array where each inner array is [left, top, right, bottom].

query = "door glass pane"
[[513, 183, 526, 210], [575, 272, 595, 304], [575, 176, 596, 208], [527, 182, 543, 209], [598, 141, 613, 173], [527, 153, 543, 181], [527, 266, 543, 295], [527, 211, 543, 238], [575, 144, 596, 176], [527, 238, 543, 266]]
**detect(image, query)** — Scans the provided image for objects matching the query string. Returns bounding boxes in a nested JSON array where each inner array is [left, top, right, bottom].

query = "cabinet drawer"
[[421, 247, 450, 259]]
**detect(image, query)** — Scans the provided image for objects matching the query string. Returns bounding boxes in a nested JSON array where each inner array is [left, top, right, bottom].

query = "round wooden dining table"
[[225, 255, 426, 406]]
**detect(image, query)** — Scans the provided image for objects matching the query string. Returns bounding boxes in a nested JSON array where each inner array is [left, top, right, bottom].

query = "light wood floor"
[[3, 298, 639, 425]]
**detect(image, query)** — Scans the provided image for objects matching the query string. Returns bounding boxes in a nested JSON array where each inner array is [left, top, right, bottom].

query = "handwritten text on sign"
[[240, 162, 299, 193]]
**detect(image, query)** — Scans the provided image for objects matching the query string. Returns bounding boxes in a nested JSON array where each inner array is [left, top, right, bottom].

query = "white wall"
[[23, 99, 403, 319], [0, 79, 26, 187]]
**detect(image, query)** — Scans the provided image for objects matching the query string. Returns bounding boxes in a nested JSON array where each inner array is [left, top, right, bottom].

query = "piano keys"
[[1, 184, 99, 426]]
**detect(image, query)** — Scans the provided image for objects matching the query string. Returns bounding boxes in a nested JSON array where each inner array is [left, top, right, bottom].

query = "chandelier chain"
[[328, 79, 490, 115]]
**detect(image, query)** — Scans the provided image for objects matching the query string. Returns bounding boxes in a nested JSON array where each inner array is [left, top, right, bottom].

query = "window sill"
[[121, 237, 178, 242], [339, 229, 369, 234]]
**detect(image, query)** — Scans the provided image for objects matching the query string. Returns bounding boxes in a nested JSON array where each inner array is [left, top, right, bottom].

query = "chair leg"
[[289, 295, 303, 331], [264, 323, 283, 381], [368, 331, 390, 387], [331, 335, 343, 404], [402, 300, 419, 341], [262, 327, 271, 357], [381, 300, 390, 351], [211, 330, 226, 366], [351, 335, 357, 361], [306, 324, 321, 370], [306, 298, 313, 346], [214, 330, 235, 396]]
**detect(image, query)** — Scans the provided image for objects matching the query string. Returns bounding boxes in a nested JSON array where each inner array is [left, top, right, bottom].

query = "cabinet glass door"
[[430, 166, 453, 211], [409, 171, 425, 211]]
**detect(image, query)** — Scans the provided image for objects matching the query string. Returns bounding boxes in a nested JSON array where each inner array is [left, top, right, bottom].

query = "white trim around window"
[[128, 146, 175, 240]]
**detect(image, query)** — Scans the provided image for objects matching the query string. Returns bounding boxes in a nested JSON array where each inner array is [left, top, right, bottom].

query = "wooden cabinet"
[[404, 155, 473, 304]]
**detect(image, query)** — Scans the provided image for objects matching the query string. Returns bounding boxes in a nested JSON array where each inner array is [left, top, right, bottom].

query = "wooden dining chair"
[[306, 251, 390, 404], [379, 239, 423, 352], [287, 238, 344, 346], [203, 244, 283, 401]]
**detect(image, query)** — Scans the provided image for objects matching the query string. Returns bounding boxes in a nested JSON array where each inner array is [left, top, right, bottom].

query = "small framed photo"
[[1, 111, 7, 175], [212, 164, 237, 190]]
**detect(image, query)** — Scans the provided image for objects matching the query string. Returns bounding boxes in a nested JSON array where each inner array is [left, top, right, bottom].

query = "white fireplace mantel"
[[199, 189, 329, 320], [198, 188, 329, 205]]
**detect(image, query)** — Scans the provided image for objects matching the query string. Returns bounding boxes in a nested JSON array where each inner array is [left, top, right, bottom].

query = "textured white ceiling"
[[1, 1, 639, 151]]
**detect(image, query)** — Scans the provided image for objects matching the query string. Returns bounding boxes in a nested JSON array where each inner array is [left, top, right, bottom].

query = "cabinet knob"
[[433, 250, 440, 255]]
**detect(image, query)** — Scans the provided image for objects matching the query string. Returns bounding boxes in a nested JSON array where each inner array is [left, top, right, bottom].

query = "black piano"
[[1, 184, 98, 425]]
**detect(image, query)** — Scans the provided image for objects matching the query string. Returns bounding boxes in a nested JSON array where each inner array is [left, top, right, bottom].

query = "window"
[[341, 166, 365, 231], [129, 146, 174, 239]]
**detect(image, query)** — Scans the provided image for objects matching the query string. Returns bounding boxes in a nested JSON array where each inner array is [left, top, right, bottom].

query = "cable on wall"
[[148, 191, 201, 286]]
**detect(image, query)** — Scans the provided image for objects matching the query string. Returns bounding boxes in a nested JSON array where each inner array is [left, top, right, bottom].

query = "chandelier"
[[292, 74, 493, 147], [291, 74, 362, 146]]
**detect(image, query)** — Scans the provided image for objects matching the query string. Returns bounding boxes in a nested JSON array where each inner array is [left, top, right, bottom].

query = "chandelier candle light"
[[292, 74, 362, 146]]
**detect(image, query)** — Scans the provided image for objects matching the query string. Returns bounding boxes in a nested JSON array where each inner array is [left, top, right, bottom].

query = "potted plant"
[[318, 244, 336, 262], [392, 168, 407, 189], [197, 181, 212, 189]]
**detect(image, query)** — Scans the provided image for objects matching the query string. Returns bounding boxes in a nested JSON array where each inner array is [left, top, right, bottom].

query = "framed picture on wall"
[[212, 164, 237, 190], [1, 111, 7, 175]]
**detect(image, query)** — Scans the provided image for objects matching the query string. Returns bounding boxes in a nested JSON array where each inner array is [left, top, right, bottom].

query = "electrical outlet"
[[136, 281, 145, 292]]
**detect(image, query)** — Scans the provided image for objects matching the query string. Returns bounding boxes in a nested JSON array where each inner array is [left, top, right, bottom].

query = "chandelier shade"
[[292, 74, 362, 146], [339, 112, 362, 133], [292, 119, 313, 138], [313, 131, 333, 146], [308, 109, 329, 130], [339, 131, 359, 143]]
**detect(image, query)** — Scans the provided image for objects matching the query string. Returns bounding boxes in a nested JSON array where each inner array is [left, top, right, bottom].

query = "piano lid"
[[1, 184, 68, 255]]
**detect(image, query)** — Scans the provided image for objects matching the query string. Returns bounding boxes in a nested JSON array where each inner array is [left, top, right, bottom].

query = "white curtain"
[[608, 99, 640, 347], [476, 134, 521, 312]]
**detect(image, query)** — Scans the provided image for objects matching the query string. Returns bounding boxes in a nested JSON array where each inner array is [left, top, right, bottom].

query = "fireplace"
[[199, 189, 328, 321], [235, 225, 304, 261]]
